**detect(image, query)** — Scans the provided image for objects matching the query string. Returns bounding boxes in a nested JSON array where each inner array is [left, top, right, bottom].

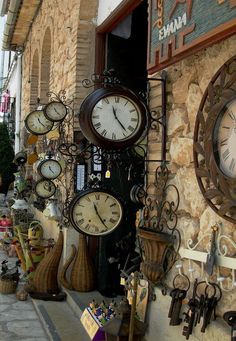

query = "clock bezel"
[[193, 55, 236, 223], [25, 110, 54, 135], [212, 97, 236, 179], [69, 188, 124, 236], [79, 86, 148, 150], [37, 159, 62, 180], [44, 101, 68, 122], [34, 179, 56, 199]]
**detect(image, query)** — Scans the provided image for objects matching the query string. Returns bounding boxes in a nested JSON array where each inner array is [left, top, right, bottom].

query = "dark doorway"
[[106, 1, 148, 93], [95, 0, 148, 297]]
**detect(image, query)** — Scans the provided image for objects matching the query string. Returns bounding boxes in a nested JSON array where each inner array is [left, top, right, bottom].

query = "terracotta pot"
[[138, 228, 174, 283]]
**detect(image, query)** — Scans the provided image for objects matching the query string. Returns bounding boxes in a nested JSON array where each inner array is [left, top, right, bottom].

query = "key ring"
[[207, 282, 222, 302], [195, 281, 216, 299], [173, 273, 190, 291]]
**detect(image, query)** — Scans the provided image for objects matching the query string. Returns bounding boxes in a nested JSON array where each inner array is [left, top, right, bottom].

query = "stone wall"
[[21, 0, 98, 116], [19, 0, 98, 245], [145, 34, 236, 340]]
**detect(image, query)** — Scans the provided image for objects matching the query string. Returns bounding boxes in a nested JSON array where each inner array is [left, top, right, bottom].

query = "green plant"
[[0, 122, 16, 195]]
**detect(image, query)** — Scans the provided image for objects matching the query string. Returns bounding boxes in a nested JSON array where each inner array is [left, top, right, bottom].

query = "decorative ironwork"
[[193, 55, 236, 223], [139, 164, 180, 234], [82, 69, 121, 88]]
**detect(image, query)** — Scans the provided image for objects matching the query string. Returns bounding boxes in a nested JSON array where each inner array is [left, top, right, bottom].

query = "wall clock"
[[25, 110, 54, 135], [38, 159, 62, 180], [193, 55, 236, 223], [69, 188, 123, 236], [34, 179, 56, 199], [44, 101, 67, 122], [79, 87, 148, 150]]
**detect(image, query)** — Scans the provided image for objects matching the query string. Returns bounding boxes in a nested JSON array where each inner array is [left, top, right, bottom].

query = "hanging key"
[[168, 288, 180, 318], [170, 289, 187, 325], [182, 280, 198, 339], [224, 311, 236, 341], [195, 294, 205, 326], [201, 296, 217, 333]]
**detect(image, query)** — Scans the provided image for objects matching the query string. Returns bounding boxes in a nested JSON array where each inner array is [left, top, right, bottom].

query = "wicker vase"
[[33, 230, 63, 294], [70, 233, 95, 292]]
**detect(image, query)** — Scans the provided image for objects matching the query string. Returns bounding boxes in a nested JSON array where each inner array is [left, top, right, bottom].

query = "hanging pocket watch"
[[34, 179, 56, 199], [37, 159, 62, 180]]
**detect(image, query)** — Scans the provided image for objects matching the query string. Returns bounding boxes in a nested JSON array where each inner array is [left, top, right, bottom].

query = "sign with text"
[[148, 0, 236, 73]]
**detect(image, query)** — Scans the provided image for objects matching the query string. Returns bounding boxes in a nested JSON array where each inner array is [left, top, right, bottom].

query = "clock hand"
[[49, 166, 55, 174], [112, 106, 127, 131], [37, 118, 45, 127], [53, 108, 61, 116], [93, 203, 108, 229]]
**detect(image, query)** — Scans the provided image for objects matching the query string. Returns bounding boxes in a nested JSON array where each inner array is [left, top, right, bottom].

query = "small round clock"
[[44, 101, 67, 122], [38, 159, 62, 180], [69, 188, 123, 236], [79, 87, 148, 149], [34, 179, 56, 199], [25, 110, 54, 135]]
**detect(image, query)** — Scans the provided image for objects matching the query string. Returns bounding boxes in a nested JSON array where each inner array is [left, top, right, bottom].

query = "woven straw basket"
[[0, 278, 18, 294]]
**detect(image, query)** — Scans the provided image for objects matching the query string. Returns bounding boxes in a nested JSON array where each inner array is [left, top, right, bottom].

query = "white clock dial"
[[70, 190, 123, 236], [91, 95, 140, 141], [214, 99, 236, 178], [25, 110, 54, 135], [44, 101, 67, 122], [38, 159, 62, 179]]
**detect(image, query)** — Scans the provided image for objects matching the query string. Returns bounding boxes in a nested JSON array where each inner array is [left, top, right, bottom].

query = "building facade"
[[1, 0, 236, 340]]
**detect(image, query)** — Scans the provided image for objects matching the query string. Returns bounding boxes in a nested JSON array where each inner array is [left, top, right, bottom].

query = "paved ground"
[[0, 246, 49, 341]]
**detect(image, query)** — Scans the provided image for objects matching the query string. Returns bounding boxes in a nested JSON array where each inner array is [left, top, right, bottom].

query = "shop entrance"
[[95, 0, 148, 297]]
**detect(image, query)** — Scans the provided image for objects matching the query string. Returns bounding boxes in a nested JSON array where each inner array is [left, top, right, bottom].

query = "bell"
[[11, 199, 29, 210], [43, 199, 61, 220]]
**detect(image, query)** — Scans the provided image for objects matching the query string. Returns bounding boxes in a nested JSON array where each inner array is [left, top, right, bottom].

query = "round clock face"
[[38, 159, 62, 179], [44, 101, 67, 122], [79, 87, 147, 149], [69, 189, 123, 236], [25, 110, 54, 135], [213, 99, 236, 179], [35, 179, 56, 199]]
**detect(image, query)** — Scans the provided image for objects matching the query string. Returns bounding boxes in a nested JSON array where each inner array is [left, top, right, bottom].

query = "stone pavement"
[[0, 250, 49, 341]]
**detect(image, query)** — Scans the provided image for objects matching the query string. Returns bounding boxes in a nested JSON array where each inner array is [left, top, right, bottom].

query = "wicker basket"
[[0, 278, 18, 294]]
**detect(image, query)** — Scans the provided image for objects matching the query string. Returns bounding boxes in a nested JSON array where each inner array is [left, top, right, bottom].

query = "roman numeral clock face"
[[92, 95, 140, 141], [214, 99, 236, 178], [79, 88, 147, 150], [69, 190, 123, 236]]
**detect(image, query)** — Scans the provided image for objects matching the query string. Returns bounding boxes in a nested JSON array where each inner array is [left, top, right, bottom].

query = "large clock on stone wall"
[[193, 55, 236, 223], [78, 86, 148, 150]]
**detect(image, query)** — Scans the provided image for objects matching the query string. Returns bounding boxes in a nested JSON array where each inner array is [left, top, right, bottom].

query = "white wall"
[[97, 0, 122, 26]]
